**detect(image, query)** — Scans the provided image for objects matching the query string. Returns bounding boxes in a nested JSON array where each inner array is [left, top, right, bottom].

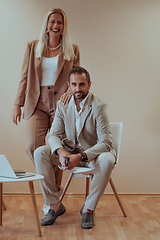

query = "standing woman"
[[11, 8, 80, 185]]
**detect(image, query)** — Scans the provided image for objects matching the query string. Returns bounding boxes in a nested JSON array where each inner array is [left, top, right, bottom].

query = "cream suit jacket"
[[48, 93, 116, 162], [14, 40, 80, 120]]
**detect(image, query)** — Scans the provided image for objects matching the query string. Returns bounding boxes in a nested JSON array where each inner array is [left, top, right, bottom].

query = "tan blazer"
[[48, 93, 116, 162], [14, 40, 80, 120]]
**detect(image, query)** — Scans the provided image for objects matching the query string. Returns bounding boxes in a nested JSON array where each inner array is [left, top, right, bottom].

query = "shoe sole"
[[81, 223, 93, 229]]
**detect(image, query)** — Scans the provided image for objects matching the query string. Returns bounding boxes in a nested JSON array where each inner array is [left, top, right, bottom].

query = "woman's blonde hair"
[[35, 8, 75, 60]]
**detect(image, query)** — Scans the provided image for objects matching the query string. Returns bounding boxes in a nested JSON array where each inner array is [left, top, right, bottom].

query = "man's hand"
[[57, 148, 81, 170], [63, 154, 81, 170], [57, 148, 70, 169]]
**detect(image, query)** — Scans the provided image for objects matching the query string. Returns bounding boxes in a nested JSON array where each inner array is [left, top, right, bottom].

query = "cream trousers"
[[34, 145, 115, 211]]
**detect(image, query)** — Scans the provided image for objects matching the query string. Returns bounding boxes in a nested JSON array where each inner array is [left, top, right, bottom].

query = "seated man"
[[34, 66, 116, 229]]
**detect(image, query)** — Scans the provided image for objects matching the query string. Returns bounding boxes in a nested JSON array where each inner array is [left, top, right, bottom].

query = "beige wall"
[[0, 0, 160, 194]]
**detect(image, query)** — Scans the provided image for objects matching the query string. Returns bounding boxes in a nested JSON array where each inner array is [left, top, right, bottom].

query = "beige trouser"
[[26, 86, 63, 189], [26, 86, 55, 163], [34, 145, 115, 211]]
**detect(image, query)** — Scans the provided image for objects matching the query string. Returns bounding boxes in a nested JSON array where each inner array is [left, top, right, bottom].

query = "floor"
[[0, 194, 160, 240]]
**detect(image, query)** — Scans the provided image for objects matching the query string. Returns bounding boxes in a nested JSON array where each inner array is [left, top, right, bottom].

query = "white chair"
[[59, 122, 127, 217]]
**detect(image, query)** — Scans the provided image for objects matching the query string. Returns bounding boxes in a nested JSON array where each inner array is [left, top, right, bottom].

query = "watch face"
[[81, 152, 87, 162]]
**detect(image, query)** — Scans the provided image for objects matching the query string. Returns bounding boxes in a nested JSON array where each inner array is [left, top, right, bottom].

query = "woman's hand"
[[11, 105, 22, 125], [60, 91, 72, 105]]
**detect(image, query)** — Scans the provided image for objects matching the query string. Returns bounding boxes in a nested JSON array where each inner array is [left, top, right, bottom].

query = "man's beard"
[[73, 91, 87, 102]]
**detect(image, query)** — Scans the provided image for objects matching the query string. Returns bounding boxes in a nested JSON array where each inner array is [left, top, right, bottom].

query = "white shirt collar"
[[71, 93, 89, 114]]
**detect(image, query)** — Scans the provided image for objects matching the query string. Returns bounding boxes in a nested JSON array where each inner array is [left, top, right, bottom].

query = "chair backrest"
[[110, 122, 123, 164]]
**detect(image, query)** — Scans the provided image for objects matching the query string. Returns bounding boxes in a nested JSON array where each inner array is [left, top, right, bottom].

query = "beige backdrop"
[[0, 0, 160, 194]]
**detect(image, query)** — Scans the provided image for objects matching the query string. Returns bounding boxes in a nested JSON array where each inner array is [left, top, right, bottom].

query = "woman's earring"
[[46, 29, 49, 33]]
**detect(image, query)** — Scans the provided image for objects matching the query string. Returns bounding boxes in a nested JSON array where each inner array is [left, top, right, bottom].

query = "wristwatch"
[[80, 152, 88, 162]]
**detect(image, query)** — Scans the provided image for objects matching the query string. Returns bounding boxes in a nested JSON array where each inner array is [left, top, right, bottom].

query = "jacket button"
[[54, 91, 57, 94]]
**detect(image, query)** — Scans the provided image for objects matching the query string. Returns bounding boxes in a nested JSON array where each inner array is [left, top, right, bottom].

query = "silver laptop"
[[0, 155, 35, 179]]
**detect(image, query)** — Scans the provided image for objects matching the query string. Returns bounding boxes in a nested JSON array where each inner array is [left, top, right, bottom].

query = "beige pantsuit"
[[34, 92, 117, 210], [14, 40, 80, 166], [14, 40, 80, 188]]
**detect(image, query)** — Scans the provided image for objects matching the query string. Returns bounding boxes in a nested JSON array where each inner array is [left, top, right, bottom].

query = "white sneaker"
[[43, 205, 50, 216], [42, 187, 64, 215]]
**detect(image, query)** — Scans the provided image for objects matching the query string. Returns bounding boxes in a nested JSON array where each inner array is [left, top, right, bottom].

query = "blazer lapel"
[[55, 52, 65, 84], [77, 94, 93, 137], [77, 105, 92, 138], [66, 101, 76, 142], [35, 57, 42, 86]]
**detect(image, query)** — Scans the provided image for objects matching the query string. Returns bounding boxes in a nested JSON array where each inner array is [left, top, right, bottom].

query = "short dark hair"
[[68, 66, 91, 83]]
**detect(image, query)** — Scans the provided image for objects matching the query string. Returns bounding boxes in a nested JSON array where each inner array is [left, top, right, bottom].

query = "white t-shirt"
[[41, 55, 59, 86]]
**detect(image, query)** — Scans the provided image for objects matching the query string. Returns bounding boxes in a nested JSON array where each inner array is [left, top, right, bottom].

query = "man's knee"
[[97, 152, 115, 170], [34, 146, 43, 160], [34, 145, 51, 166]]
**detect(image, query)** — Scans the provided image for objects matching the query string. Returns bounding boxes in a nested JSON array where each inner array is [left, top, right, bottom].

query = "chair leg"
[[59, 173, 74, 202], [54, 166, 63, 191], [85, 175, 94, 199], [86, 178, 90, 199], [109, 178, 127, 217], [2, 199, 6, 210]]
